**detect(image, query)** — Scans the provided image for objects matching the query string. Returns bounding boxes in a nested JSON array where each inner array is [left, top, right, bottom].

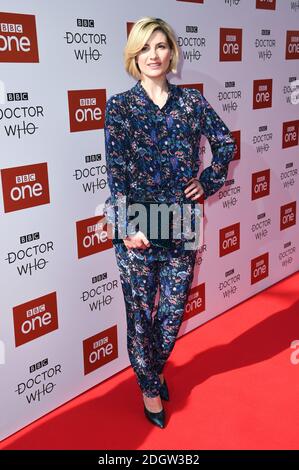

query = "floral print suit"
[[103, 79, 236, 397]]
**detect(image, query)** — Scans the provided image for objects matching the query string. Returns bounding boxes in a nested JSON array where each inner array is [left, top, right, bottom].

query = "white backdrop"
[[0, 0, 298, 441]]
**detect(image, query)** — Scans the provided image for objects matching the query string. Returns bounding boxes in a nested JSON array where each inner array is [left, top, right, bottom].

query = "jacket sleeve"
[[196, 91, 237, 200], [103, 95, 137, 239]]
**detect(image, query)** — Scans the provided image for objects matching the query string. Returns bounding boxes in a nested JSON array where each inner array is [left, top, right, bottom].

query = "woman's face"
[[135, 30, 173, 80]]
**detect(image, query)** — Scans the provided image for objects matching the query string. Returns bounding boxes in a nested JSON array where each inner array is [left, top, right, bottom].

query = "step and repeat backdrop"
[[0, 0, 298, 441]]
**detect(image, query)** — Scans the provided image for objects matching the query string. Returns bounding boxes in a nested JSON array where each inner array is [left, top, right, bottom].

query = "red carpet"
[[1, 271, 299, 450]]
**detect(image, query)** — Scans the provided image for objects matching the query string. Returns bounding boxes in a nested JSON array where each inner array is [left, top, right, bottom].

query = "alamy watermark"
[[97, 196, 204, 250], [290, 79, 299, 105], [290, 340, 299, 365], [0, 340, 5, 365]]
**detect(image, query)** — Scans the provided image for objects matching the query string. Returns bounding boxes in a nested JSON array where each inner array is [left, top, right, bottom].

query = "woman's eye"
[[141, 45, 166, 51]]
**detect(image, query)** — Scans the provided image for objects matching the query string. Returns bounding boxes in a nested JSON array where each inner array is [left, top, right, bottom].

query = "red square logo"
[[256, 0, 276, 10], [231, 130, 240, 160], [251, 253, 269, 285], [0, 12, 39, 63], [219, 222, 240, 257], [177, 0, 204, 3], [282, 120, 299, 149], [253, 79, 272, 109], [220, 28, 242, 62], [68, 89, 106, 132], [280, 201, 296, 231], [1, 162, 50, 213], [286, 31, 299, 60], [13, 292, 58, 347], [252, 169, 270, 200], [83, 326, 118, 375], [76, 215, 112, 259], [184, 283, 205, 321]]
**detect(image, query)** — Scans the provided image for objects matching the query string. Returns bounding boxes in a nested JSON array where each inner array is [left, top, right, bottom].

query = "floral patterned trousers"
[[114, 242, 197, 398]]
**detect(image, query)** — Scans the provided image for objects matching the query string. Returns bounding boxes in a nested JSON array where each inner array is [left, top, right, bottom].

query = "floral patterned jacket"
[[103, 79, 236, 246]]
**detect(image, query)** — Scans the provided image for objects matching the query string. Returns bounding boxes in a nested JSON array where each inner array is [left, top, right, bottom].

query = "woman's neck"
[[140, 76, 169, 98]]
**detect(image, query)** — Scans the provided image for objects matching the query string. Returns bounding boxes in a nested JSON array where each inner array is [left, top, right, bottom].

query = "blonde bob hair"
[[124, 17, 179, 80]]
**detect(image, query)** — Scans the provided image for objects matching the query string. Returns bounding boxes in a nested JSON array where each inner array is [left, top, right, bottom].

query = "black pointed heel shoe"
[[159, 378, 170, 401], [143, 405, 165, 428]]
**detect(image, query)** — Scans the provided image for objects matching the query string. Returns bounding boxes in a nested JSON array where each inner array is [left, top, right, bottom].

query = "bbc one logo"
[[280, 201, 296, 231], [286, 31, 299, 61], [282, 120, 299, 149], [76, 215, 112, 259], [219, 28, 242, 62], [183, 283, 205, 322], [0, 12, 39, 62], [231, 130, 240, 160], [176, 0, 204, 3], [219, 222, 240, 257], [0, 162, 50, 213], [253, 79, 272, 109], [68, 89, 106, 132], [252, 169, 270, 201], [256, 0, 276, 10], [83, 325, 118, 375], [13, 292, 58, 347], [251, 253, 269, 285]]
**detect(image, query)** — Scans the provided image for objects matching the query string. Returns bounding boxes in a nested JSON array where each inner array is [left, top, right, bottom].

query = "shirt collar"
[[132, 79, 177, 108]]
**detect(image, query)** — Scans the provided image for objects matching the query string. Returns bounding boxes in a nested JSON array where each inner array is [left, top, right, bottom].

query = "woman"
[[103, 17, 236, 428]]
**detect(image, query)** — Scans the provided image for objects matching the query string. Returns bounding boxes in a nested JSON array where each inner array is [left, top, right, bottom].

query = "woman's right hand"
[[123, 231, 151, 250]]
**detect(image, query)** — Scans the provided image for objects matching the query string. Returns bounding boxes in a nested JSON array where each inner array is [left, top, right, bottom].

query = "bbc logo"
[[80, 97, 96, 106], [20, 232, 40, 244], [0, 22, 23, 33], [7, 92, 28, 101], [29, 358, 48, 373], [16, 173, 36, 184], [92, 272, 107, 284], [85, 154, 101, 163], [77, 19, 94, 28]]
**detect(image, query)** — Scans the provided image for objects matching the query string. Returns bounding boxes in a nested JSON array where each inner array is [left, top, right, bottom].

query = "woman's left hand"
[[184, 178, 205, 201]]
